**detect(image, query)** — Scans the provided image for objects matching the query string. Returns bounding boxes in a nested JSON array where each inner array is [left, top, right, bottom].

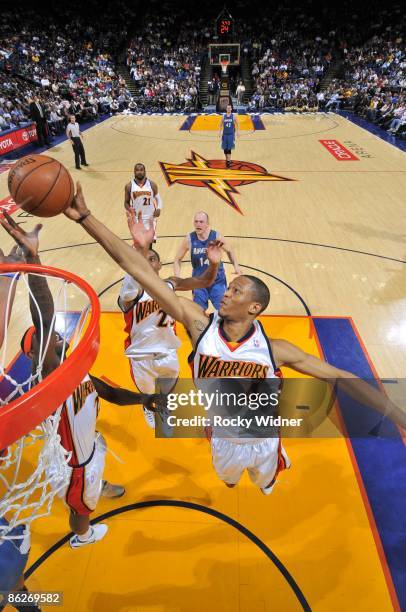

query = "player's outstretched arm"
[[0, 214, 60, 375], [90, 375, 161, 410], [168, 240, 222, 291], [272, 339, 406, 428], [65, 183, 207, 335], [173, 236, 189, 276]]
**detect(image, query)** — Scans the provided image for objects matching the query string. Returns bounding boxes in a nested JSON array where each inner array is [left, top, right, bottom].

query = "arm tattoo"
[[194, 319, 207, 332]]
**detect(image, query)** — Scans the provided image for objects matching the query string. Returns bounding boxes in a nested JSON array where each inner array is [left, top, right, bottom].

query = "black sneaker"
[[76, 166, 81, 170], [82, 163, 89, 166]]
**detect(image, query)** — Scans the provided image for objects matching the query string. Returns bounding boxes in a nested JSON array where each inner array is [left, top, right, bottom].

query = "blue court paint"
[[179, 115, 197, 130], [338, 111, 406, 153], [250, 115, 266, 130], [313, 316, 406, 609]]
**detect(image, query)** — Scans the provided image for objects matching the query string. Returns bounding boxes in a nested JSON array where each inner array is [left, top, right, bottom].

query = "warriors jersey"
[[119, 274, 181, 359], [189, 311, 281, 439], [129, 178, 156, 220], [58, 375, 99, 466]]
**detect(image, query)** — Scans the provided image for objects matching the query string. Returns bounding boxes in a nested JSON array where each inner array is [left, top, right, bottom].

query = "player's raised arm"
[[0, 214, 60, 375], [272, 339, 406, 429], [168, 240, 222, 291], [173, 236, 190, 276], [65, 183, 209, 339]]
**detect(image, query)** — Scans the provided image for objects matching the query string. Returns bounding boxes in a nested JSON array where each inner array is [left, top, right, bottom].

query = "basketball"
[[7, 154, 74, 218]]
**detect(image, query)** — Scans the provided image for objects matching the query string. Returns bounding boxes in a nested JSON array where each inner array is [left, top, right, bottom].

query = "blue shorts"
[[221, 134, 235, 151], [0, 522, 30, 590], [193, 280, 227, 311]]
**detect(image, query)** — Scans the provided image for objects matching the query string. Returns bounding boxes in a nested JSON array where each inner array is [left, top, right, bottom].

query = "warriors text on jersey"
[[190, 311, 279, 380], [120, 274, 181, 358], [58, 375, 99, 466], [129, 177, 156, 220]]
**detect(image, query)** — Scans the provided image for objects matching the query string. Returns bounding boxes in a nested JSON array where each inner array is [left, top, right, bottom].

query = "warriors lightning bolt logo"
[[159, 151, 293, 215]]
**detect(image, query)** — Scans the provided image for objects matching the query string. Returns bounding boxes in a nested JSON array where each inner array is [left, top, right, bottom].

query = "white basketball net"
[[0, 270, 91, 544]]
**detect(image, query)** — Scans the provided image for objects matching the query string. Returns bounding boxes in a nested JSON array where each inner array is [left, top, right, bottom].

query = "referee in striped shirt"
[[66, 115, 89, 170]]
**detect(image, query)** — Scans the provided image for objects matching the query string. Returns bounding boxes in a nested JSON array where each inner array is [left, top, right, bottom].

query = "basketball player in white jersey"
[[64, 185, 406, 493], [0, 215, 162, 547], [124, 163, 162, 244], [118, 229, 223, 428]]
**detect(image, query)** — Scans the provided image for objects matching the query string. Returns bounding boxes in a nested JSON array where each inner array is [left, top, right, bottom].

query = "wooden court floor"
[[1, 113, 405, 611]]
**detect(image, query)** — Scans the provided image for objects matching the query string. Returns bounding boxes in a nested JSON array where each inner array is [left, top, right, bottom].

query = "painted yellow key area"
[[191, 115, 254, 131], [20, 314, 394, 612]]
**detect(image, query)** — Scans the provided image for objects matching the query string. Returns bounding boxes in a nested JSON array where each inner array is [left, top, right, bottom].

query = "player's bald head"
[[194, 211, 209, 223]]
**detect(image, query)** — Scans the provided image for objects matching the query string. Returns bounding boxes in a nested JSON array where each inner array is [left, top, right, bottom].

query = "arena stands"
[[0, 1, 404, 136]]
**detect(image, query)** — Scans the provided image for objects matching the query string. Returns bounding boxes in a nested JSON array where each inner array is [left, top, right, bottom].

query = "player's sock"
[[78, 527, 92, 541]]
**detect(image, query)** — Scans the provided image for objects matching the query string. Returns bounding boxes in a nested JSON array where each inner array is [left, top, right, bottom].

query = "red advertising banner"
[[319, 139, 359, 161], [0, 124, 38, 156], [0, 196, 19, 218]]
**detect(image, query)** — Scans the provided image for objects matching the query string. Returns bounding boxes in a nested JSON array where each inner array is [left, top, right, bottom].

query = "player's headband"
[[21, 326, 36, 356]]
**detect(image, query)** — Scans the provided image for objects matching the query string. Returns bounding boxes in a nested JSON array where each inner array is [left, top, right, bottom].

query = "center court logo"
[[159, 151, 294, 214]]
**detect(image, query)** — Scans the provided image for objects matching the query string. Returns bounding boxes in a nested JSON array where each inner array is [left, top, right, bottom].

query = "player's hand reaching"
[[206, 240, 224, 266], [0, 212, 42, 258], [0, 244, 25, 264], [64, 182, 90, 221], [127, 210, 155, 250]]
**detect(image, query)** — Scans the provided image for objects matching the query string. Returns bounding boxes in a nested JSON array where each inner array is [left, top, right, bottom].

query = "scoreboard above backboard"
[[217, 17, 233, 38], [216, 8, 234, 40]]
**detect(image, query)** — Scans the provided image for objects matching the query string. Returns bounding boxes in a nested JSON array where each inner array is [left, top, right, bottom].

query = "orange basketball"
[[7, 154, 74, 218]]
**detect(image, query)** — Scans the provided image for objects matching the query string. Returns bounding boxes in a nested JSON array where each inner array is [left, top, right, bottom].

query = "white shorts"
[[52, 433, 106, 515], [211, 437, 288, 489], [130, 351, 179, 394]]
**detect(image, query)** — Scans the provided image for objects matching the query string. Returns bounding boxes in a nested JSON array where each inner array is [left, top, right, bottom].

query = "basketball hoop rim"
[[0, 263, 100, 448]]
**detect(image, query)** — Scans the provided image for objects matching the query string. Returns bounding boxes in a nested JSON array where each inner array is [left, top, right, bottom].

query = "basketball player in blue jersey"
[[219, 104, 238, 167], [64, 184, 406, 494], [173, 210, 241, 311]]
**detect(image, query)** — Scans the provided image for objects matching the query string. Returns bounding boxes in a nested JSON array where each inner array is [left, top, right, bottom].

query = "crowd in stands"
[[245, 3, 405, 138], [125, 11, 210, 112], [0, 1, 404, 138], [0, 4, 133, 135]]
